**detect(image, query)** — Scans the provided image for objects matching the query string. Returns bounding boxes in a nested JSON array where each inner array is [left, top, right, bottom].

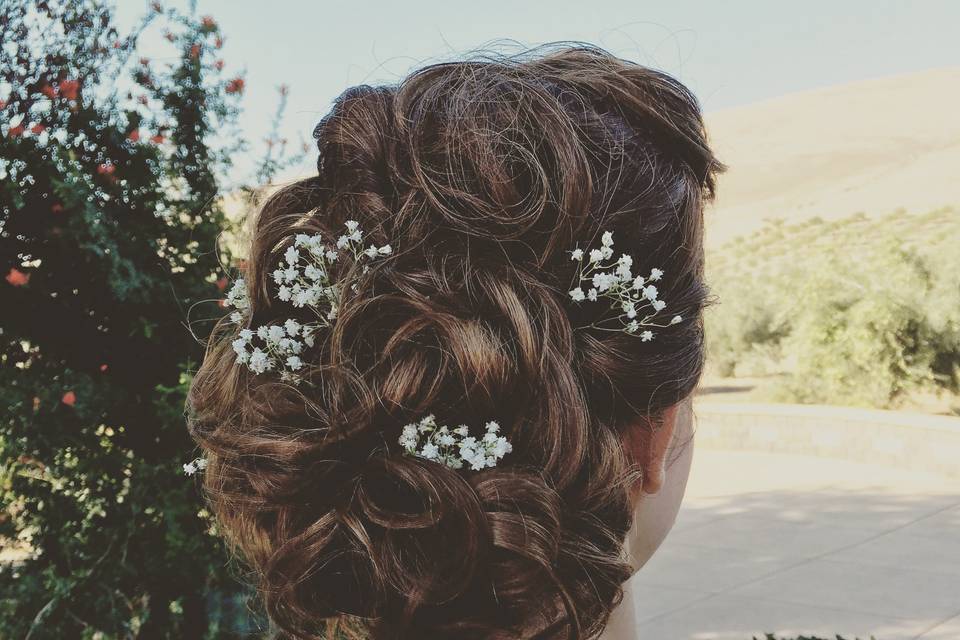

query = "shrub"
[[706, 208, 960, 408], [0, 2, 271, 637]]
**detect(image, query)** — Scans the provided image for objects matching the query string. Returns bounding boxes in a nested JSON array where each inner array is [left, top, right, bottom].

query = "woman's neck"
[[598, 578, 639, 640]]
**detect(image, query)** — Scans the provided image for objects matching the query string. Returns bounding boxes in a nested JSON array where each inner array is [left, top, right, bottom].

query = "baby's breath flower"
[[227, 223, 394, 385], [567, 230, 683, 339], [400, 416, 511, 471], [183, 457, 207, 475]]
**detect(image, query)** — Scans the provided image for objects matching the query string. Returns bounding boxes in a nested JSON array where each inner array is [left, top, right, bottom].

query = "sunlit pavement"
[[630, 449, 960, 640]]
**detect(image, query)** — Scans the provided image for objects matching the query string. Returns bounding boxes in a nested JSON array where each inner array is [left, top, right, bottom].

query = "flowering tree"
[[0, 1, 271, 637]]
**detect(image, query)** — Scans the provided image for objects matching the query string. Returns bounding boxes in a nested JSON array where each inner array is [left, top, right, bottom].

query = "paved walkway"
[[630, 449, 960, 639]]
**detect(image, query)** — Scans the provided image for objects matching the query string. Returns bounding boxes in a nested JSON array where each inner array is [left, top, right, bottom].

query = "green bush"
[[706, 208, 960, 408], [0, 2, 283, 637]]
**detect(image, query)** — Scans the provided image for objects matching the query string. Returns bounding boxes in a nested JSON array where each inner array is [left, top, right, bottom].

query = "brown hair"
[[188, 43, 722, 640]]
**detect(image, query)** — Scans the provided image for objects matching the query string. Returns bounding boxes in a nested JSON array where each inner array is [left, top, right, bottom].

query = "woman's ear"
[[624, 401, 682, 497], [622, 395, 695, 571]]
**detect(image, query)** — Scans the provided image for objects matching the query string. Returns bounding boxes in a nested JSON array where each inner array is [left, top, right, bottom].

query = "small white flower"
[[363, 245, 379, 259], [587, 288, 598, 301], [284, 246, 300, 265], [378, 244, 393, 255], [653, 299, 666, 311], [632, 275, 645, 290], [601, 231, 614, 247], [649, 268, 664, 281], [626, 320, 639, 333], [231, 338, 248, 355], [273, 269, 285, 284], [230, 311, 242, 323], [256, 326, 270, 340], [267, 325, 286, 344], [643, 285, 658, 301], [671, 315, 682, 324], [284, 318, 301, 336], [286, 355, 303, 371], [571, 248, 584, 261], [248, 348, 271, 374], [345, 220, 360, 233], [589, 249, 604, 263], [336, 235, 350, 249], [421, 443, 439, 460], [277, 285, 292, 302], [325, 249, 338, 261], [183, 461, 196, 475], [640, 330, 654, 342], [569, 287, 585, 302]]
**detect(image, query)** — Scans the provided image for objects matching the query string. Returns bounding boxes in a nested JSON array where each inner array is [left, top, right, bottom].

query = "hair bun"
[[188, 43, 721, 640]]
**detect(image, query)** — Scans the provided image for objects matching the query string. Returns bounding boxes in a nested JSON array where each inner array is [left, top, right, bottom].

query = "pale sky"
[[116, 0, 960, 184]]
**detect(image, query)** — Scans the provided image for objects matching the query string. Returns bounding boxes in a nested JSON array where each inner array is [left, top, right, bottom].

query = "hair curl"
[[188, 43, 722, 640]]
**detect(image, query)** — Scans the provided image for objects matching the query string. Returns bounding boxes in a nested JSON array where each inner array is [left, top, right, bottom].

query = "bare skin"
[[600, 395, 695, 640]]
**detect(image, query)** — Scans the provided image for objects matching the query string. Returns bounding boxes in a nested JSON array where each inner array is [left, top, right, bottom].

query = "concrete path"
[[630, 449, 960, 639]]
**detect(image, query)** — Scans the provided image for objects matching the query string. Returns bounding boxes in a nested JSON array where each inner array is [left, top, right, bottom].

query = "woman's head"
[[188, 43, 721, 639]]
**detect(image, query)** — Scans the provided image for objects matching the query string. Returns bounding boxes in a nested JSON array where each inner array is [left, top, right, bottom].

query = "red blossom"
[[59, 79, 80, 101], [138, 95, 149, 105], [113, 41, 121, 49], [127, 129, 140, 142], [40, 84, 57, 99], [201, 16, 217, 30], [214, 59, 224, 71], [139, 57, 150, 66], [150, 134, 165, 144], [225, 77, 245, 94], [97, 163, 115, 175], [151, 1, 162, 12], [6, 268, 29, 286], [214, 36, 223, 49], [100, 364, 109, 372], [190, 43, 201, 59], [0, 99, 6, 109], [30, 123, 46, 135], [215, 277, 228, 291], [217, 298, 227, 308], [61, 391, 77, 407], [51, 203, 64, 213], [8, 124, 25, 137], [163, 30, 174, 42]]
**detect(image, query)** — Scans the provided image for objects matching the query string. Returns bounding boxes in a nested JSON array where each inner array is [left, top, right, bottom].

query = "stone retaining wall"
[[692, 402, 960, 479]]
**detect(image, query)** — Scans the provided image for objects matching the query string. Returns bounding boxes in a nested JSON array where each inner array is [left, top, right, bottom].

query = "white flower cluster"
[[222, 221, 392, 381], [183, 456, 207, 475], [224, 279, 249, 324], [398, 415, 513, 471], [271, 222, 392, 320], [567, 230, 682, 339], [230, 318, 316, 380]]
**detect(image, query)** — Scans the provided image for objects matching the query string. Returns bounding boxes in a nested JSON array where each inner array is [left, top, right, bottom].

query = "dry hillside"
[[704, 67, 960, 247]]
